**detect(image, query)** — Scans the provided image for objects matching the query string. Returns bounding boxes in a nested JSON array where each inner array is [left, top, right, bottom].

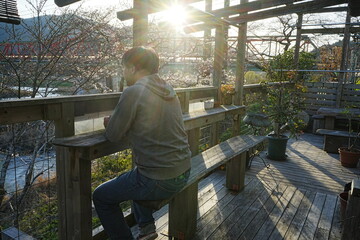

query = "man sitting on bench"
[[93, 47, 191, 240]]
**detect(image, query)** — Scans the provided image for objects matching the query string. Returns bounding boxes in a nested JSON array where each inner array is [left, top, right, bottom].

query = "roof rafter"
[[184, 0, 347, 33]]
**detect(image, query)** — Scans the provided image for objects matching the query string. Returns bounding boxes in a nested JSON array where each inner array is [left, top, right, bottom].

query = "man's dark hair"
[[121, 46, 159, 74]]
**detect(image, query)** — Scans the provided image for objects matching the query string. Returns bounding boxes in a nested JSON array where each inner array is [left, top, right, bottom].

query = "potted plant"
[[263, 70, 307, 160], [338, 108, 360, 168], [220, 84, 235, 105]]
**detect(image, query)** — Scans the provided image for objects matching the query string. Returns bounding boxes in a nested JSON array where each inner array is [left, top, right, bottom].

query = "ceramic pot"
[[266, 134, 289, 160], [339, 147, 360, 168]]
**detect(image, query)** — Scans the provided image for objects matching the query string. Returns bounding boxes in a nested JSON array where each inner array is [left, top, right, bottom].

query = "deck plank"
[[268, 188, 306, 239], [314, 194, 338, 239], [129, 133, 358, 240], [252, 186, 297, 240], [299, 192, 327, 240], [283, 190, 316, 240], [205, 180, 279, 240]]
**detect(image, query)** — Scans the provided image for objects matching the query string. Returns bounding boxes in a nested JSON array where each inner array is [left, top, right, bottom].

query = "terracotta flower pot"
[[338, 147, 360, 168], [339, 191, 348, 222]]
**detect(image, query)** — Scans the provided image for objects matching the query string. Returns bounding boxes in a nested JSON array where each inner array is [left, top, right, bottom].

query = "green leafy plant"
[[263, 65, 307, 138]]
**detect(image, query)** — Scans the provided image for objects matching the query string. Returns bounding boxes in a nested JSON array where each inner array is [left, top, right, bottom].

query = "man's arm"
[[105, 88, 139, 142]]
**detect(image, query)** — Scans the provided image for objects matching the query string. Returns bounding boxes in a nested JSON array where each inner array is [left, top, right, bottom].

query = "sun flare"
[[162, 5, 187, 27]]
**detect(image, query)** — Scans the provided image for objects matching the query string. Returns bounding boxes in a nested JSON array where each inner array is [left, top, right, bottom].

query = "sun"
[[162, 5, 187, 28]]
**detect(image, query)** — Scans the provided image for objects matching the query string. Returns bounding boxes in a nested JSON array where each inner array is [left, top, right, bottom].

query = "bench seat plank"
[[316, 129, 358, 138], [188, 135, 265, 185], [316, 129, 359, 153]]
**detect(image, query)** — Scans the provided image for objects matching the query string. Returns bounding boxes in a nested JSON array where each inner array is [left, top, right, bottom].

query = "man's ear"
[[129, 65, 136, 74]]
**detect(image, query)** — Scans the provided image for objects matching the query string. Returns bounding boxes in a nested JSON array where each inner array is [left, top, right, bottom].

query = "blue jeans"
[[93, 167, 190, 240]]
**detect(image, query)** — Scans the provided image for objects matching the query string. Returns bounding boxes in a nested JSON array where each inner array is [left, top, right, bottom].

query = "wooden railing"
[[0, 86, 247, 239], [304, 82, 360, 115]]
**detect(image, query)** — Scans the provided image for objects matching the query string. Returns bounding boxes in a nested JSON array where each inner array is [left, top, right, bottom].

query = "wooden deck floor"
[[149, 133, 360, 240]]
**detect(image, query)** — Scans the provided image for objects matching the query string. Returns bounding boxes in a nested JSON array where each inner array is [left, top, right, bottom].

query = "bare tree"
[[0, 0, 131, 99]]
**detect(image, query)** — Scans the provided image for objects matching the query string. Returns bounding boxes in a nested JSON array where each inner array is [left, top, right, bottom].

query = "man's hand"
[[104, 115, 111, 128]]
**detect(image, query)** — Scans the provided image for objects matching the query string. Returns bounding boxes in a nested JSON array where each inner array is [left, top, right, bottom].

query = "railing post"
[[188, 128, 200, 156], [213, 25, 225, 105], [341, 179, 360, 240], [55, 102, 75, 240], [210, 123, 219, 147], [234, 0, 248, 106]]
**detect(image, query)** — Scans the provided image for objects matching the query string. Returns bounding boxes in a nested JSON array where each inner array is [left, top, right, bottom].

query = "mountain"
[[0, 15, 56, 42]]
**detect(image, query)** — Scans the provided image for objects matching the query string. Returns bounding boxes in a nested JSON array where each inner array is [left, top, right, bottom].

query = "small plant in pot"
[[263, 69, 307, 160], [338, 108, 360, 168]]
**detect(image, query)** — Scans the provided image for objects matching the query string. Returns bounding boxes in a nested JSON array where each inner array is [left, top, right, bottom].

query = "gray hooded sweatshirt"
[[105, 74, 191, 180]]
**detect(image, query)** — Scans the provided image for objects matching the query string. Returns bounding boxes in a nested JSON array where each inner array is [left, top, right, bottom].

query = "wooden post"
[[232, 113, 241, 137], [203, 0, 212, 60], [54, 103, 75, 240], [337, 9, 351, 107], [223, 0, 230, 69], [133, 0, 148, 46], [293, 13, 303, 71], [213, 25, 225, 105], [234, 0, 248, 106], [225, 152, 246, 191], [188, 128, 200, 156], [341, 179, 360, 240], [168, 182, 198, 240], [65, 149, 93, 240], [210, 122, 219, 147]]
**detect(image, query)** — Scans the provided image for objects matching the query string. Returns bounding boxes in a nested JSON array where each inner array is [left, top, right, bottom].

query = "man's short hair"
[[122, 46, 159, 74]]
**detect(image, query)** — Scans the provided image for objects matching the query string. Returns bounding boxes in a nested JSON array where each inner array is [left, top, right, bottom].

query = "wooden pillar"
[[168, 182, 198, 240], [234, 0, 248, 106], [293, 13, 303, 72], [54, 103, 75, 240], [226, 152, 246, 191], [210, 122, 219, 147], [337, 9, 351, 107], [213, 25, 225, 104], [341, 179, 360, 240], [188, 128, 200, 156], [223, 0, 230, 70], [65, 149, 92, 240], [203, 0, 212, 60], [133, 0, 148, 46]]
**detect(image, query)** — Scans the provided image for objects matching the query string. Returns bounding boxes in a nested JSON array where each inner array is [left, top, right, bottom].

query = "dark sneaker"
[[137, 232, 158, 240]]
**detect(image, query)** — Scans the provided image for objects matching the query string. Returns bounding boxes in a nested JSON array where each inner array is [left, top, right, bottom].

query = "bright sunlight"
[[162, 5, 188, 28]]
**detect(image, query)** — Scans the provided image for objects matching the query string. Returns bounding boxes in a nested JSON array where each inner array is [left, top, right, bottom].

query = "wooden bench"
[[53, 131, 265, 239], [52, 105, 262, 239], [317, 107, 360, 130], [53, 127, 266, 239], [316, 129, 359, 153]]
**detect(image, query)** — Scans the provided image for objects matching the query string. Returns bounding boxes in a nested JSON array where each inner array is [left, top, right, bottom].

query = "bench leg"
[[168, 182, 198, 240], [226, 152, 246, 191], [58, 148, 92, 240]]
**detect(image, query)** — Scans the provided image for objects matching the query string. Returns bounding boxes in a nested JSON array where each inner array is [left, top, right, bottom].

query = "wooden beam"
[[234, 0, 248, 106], [117, 0, 202, 21], [230, 0, 347, 24], [203, 0, 212, 60], [302, 27, 360, 34], [184, 0, 347, 33], [133, 0, 148, 46], [337, 9, 351, 107], [293, 13, 303, 71], [213, 25, 226, 104]]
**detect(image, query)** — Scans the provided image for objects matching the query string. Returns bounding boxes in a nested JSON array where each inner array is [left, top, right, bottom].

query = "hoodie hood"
[[136, 74, 176, 100]]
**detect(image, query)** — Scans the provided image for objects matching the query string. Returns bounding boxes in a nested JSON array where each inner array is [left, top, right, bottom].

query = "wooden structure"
[[0, 86, 249, 239], [342, 179, 360, 240], [4, 0, 360, 238], [53, 129, 265, 239]]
